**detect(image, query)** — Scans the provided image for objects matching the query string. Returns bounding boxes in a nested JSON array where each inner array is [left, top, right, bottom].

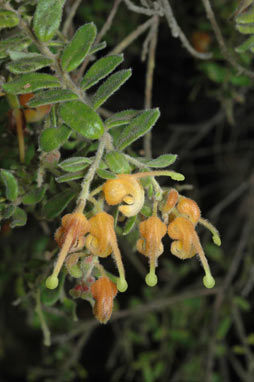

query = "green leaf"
[[3, 205, 16, 219], [233, 296, 251, 312], [199, 62, 228, 83], [89, 41, 106, 55], [33, 0, 64, 42], [27, 89, 78, 107], [236, 23, 254, 34], [8, 51, 42, 61], [43, 189, 76, 220], [22, 186, 47, 205], [6, 56, 53, 74], [0, 10, 19, 29], [116, 108, 160, 150], [230, 74, 251, 86], [10, 207, 27, 228], [96, 169, 116, 179], [58, 157, 92, 172], [39, 125, 71, 152], [216, 317, 231, 340], [92, 69, 132, 110], [81, 54, 123, 90], [61, 23, 97, 72], [59, 101, 104, 139], [105, 109, 141, 128], [56, 172, 83, 183], [235, 6, 254, 24], [235, 35, 254, 52], [105, 152, 131, 173], [144, 154, 177, 168], [2, 73, 61, 95], [1, 169, 18, 201], [122, 215, 137, 236], [0, 36, 31, 59]]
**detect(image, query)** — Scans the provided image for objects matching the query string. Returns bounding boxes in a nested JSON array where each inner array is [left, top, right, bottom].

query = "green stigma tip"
[[117, 278, 128, 292], [46, 275, 59, 289], [203, 275, 215, 289], [145, 272, 158, 287], [213, 235, 221, 246]]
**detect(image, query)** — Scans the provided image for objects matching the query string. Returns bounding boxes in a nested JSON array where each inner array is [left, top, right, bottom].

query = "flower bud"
[[91, 276, 117, 324]]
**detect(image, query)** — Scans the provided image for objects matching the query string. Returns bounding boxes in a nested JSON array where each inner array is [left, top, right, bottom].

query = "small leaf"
[[233, 296, 251, 312], [33, 0, 64, 42], [27, 89, 78, 107], [235, 35, 254, 52], [56, 172, 83, 183], [105, 152, 131, 173], [6, 56, 53, 74], [8, 51, 41, 61], [105, 109, 141, 128], [230, 74, 251, 86], [122, 215, 137, 236], [116, 108, 160, 150], [236, 23, 254, 34], [58, 157, 92, 172], [235, 6, 254, 24], [3, 205, 16, 219], [0, 35, 31, 59], [22, 186, 47, 205], [43, 189, 76, 219], [39, 125, 71, 152], [81, 54, 123, 90], [59, 101, 104, 139], [0, 10, 19, 29], [10, 207, 27, 228], [199, 62, 228, 83], [92, 69, 132, 110], [216, 317, 231, 340], [144, 154, 177, 168], [89, 41, 106, 55], [1, 169, 18, 201], [61, 23, 97, 72], [2, 73, 61, 95], [96, 169, 116, 179]]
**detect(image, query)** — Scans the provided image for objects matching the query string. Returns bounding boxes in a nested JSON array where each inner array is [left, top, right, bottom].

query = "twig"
[[35, 289, 51, 347], [160, 0, 212, 60], [201, 0, 254, 78], [109, 17, 154, 55], [144, 15, 159, 159], [124, 0, 163, 16], [62, 0, 83, 37]]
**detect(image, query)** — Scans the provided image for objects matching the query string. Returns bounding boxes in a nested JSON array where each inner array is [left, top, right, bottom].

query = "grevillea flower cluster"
[[45, 172, 221, 324]]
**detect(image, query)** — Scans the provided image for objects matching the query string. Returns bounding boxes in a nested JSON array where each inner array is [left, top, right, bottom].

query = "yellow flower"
[[168, 216, 215, 288], [161, 188, 179, 222], [85, 212, 128, 292], [103, 174, 144, 217], [176, 197, 201, 225], [46, 212, 89, 289], [91, 276, 118, 324], [137, 216, 167, 286]]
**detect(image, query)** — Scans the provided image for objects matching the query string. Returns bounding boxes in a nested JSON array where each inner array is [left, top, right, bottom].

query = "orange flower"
[[161, 188, 179, 222], [176, 197, 200, 225], [103, 174, 144, 217], [19, 93, 51, 123], [168, 217, 215, 288], [91, 276, 117, 324], [85, 212, 128, 292], [137, 216, 167, 286], [46, 212, 89, 289]]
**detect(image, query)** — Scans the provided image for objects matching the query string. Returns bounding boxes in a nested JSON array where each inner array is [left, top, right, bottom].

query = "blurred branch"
[[62, 0, 82, 37], [124, 0, 163, 16], [201, 0, 254, 78]]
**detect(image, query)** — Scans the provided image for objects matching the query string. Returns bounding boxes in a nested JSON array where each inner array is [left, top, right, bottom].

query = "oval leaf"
[[105, 152, 131, 173], [0, 10, 19, 29], [59, 101, 104, 139], [105, 109, 141, 128], [96, 169, 116, 179], [89, 41, 107, 55], [58, 157, 92, 172], [0, 35, 31, 59], [33, 0, 64, 42], [27, 89, 78, 107], [92, 69, 132, 110], [22, 186, 47, 205], [42, 189, 76, 220], [6, 56, 53, 74], [3, 205, 16, 219], [1, 169, 18, 201], [116, 108, 160, 150], [81, 54, 123, 91], [2, 73, 61, 94], [10, 207, 27, 228], [39, 125, 71, 152], [122, 215, 137, 236], [144, 154, 177, 168], [61, 23, 97, 72], [56, 172, 83, 183]]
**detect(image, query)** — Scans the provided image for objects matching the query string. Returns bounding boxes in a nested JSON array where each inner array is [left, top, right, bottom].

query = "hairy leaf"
[[1, 169, 18, 201], [2, 73, 61, 94], [39, 125, 71, 152], [43, 189, 76, 219], [105, 109, 141, 128], [105, 152, 131, 173], [0, 10, 19, 29], [33, 0, 64, 42], [6, 56, 53, 74], [58, 157, 92, 172], [28, 89, 78, 107]]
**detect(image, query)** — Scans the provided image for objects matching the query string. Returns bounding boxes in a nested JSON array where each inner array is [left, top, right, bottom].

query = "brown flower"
[[91, 276, 117, 324]]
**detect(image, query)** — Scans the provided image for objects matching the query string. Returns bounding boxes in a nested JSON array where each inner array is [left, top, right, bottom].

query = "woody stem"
[[13, 109, 25, 163]]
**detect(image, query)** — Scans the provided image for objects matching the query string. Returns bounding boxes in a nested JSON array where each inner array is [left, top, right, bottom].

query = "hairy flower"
[[85, 212, 128, 292], [168, 217, 215, 288], [91, 276, 117, 324], [137, 216, 167, 286], [103, 174, 144, 217], [46, 212, 89, 289], [176, 196, 201, 225], [161, 188, 179, 222]]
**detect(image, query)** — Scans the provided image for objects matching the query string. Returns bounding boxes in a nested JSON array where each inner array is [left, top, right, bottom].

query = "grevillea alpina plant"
[[0, 0, 221, 326]]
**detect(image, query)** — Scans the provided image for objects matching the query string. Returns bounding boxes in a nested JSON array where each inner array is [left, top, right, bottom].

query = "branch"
[[124, 0, 163, 16]]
